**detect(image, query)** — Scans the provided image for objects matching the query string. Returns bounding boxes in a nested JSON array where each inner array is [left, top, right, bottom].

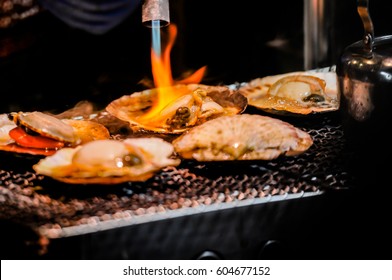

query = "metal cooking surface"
[[0, 109, 353, 238]]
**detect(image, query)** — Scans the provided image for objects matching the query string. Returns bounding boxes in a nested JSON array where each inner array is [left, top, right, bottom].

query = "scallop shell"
[[0, 111, 113, 156], [33, 138, 181, 184], [0, 113, 17, 145], [0, 111, 79, 156], [172, 114, 313, 161], [106, 84, 247, 134], [238, 71, 339, 115], [61, 119, 110, 144], [12, 111, 78, 143]]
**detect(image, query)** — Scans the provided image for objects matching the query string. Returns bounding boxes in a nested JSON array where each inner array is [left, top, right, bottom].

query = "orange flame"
[[140, 24, 207, 121]]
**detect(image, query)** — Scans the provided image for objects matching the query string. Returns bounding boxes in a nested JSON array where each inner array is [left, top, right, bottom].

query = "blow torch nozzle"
[[142, 0, 170, 28]]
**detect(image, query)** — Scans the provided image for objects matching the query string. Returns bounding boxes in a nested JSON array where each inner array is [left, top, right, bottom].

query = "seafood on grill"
[[33, 138, 181, 184], [238, 71, 339, 115], [10, 111, 78, 146], [61, 119, 110, 144], [0, 113, 17, 145], [106, 84, 247, 134], [0, 111, 110, 156], [172, 114, 313, 161]]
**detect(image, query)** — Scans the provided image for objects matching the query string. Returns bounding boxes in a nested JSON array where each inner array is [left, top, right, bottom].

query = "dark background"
[[1, 0, 392, 260], [2, 0, 391, 114]]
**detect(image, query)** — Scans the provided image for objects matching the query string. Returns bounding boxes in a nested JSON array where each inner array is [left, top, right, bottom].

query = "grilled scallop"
[[0, 111, 111, 156], [106, 84, 247, 134], [33, 138, 181, 184], [239, 71, 339, 115], [172, 114, 313, 161], [0, 113, 17, 145], [11, 111, 78, 144], [61, 119, 110, 144]]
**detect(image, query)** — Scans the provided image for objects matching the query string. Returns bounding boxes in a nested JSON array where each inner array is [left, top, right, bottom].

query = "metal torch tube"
[[142, 0, 170, 28]]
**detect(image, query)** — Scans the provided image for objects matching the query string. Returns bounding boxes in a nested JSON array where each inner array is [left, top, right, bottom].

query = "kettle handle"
[[357, 0, 374, 54]]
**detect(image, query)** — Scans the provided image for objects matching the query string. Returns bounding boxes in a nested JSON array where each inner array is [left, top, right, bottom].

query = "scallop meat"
[[106, 83, 247, 134], [33, 138, 181, 184], [238, 71, 339, 115]]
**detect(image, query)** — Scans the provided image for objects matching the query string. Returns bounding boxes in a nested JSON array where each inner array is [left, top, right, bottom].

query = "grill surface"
[[0, 108, 353, 237]]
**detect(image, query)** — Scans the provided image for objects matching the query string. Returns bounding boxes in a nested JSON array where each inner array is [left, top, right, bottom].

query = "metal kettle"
[[336, 0, 392, 186], [337, 0, 392, 133]]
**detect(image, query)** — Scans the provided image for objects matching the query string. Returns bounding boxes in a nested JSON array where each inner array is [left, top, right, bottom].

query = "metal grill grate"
[[0, 109, 355, 239]]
